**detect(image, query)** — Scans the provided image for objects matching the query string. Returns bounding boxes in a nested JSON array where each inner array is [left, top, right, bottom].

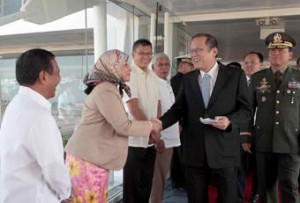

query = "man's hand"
[[150, 118, 162, 132], [211, 116, 231, 130], [149, 131, 161, 144], [156, 139, 165, 153], [241, 143, 252, 153], [150, 131, 161, 144], [149, 118, 162, 143]]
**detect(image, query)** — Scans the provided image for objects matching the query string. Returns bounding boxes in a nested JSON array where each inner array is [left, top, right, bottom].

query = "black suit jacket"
[[171, 72, 184, 97], [161, 63, 252, 168]]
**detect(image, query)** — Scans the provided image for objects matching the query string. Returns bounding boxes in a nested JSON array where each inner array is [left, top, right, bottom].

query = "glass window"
[[0, 2, 152, 198]]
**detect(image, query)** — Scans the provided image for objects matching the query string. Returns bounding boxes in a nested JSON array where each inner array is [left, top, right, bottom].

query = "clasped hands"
[[149, 118, 162, 142]]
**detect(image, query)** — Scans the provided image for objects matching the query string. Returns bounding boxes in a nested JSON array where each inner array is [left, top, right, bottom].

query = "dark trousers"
[[238, 147, 259, 202], [185, 164, 239, 203], [170, 144, 186, 189], [123, 146, 156, 203], [249, 150, 259, 197], [256, 152, 300, 203], [238, 147, 247, 202]]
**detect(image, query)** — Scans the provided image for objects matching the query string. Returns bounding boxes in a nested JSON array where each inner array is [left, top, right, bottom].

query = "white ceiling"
[[184, 16, 300, 62], [0, 0, 300, 62], [138, 0, 300, 16], [133, 0, 300, 62]]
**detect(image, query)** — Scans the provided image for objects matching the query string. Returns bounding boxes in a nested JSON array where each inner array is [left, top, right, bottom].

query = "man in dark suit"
[[239, 52, 264, 203], [170, 55, 194, 189], [160, 33, 252, 203], [249, 32, 300, 203]]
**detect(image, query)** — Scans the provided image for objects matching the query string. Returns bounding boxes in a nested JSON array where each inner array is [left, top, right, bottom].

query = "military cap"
[[265, 32, 296, 49], [174, 54, 193, 65]]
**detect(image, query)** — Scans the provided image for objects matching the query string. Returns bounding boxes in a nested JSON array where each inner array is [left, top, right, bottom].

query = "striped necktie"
[[201, 73, 211, 108]]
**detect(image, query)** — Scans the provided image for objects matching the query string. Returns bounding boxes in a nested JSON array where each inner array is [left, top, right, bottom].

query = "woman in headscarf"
[[65, 49, 161, 203]]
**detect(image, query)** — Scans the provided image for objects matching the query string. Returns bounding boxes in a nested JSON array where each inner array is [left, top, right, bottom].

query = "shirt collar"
[[156, 76, 169, 84], [271, 66, 288, 74], [246, 75, 251, 81], [132, 63, 150, 74], [18, 86, 52, 112], [200, 62, 218, 78]]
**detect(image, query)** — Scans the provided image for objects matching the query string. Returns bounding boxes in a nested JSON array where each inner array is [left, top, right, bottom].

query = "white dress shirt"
[[123, 64, 160, 148], [246, 75, 251, 86], [0, 86, 71, 203], [156, 77, 180, 148]]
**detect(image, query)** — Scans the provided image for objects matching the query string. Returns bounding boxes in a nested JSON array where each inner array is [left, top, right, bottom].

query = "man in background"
[[239, 51, 264, 203], [0, 48, 71, 203], [150, 53, 180, 203], [123, 39, 161, 203], [250, 32, 300, 203], [171, 55, 194, 96]]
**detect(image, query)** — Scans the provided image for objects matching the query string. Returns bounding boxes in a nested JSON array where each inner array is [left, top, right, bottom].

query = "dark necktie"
[[274, 71, 283, 89]]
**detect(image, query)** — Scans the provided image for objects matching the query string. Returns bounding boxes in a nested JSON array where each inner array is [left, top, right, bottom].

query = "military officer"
[[249, 32, 300, 203], [171, 55, 194, 96]]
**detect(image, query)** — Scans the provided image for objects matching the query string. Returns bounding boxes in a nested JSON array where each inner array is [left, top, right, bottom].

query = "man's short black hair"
[[16, 48, 55, 86], [191, 33, 219, 50], [244, 51, 264, 63], [132, 39, 152, 52]]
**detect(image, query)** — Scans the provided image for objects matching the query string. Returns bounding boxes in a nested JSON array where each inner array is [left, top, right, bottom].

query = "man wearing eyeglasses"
[[160, 33, 252, 203], [123, 39, 161, 203]]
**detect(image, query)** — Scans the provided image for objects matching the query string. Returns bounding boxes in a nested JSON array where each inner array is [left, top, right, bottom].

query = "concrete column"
[[164, 12, 173, 57], [93, 2, 107, 62], [164, 12, 173, 79], [0, 80, 2, 124], [93, 1, 113, 185], [150, 13, 156, 48]]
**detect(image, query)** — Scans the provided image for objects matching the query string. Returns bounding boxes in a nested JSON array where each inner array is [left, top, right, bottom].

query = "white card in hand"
[[200, 117, 216, 125]]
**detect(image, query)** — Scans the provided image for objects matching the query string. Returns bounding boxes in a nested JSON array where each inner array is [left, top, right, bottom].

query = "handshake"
[[149, 118, 162, 144]]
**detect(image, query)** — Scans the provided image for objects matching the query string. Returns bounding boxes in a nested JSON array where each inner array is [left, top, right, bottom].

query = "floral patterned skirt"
[[66, 153, 109, 203]]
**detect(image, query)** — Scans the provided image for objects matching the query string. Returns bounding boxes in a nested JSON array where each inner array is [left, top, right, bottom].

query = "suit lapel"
[[189, 70, 206, 107], [208, 65, 228, 108]]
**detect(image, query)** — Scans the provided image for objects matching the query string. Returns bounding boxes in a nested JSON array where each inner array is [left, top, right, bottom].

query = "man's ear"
[[38, 70, 47, 84], [212, 47, 218, 57]]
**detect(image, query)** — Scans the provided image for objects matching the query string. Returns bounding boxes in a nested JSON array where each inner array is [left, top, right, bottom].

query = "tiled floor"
[[163, 179, 188, 203]]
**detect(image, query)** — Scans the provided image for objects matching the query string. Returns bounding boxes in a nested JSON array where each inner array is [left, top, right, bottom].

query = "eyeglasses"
[[189, 47, 205, 55], [244, 61, 259, 66], [135, 52, 153, 57]]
